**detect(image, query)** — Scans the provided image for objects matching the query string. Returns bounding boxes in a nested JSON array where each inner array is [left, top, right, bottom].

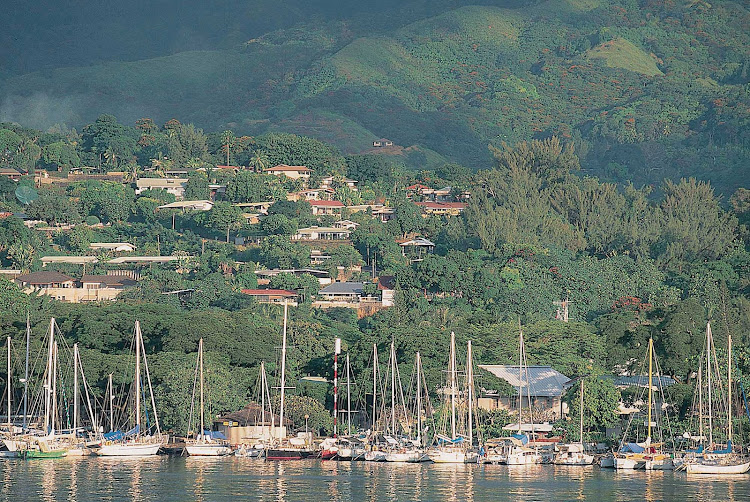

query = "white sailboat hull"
[[645, 457, 674, 470], [614, 456, 645, 470], [554, 453, 595, 465], [427, 449, 479, 463], [365, 450, 388, 462], [506, 451, 542, 465], [686, 461, 750, 474], [185, 443, 233, 456], [337, 447, 366, 460], [95, 442, 161, 456], [385, 450, 430, 463]]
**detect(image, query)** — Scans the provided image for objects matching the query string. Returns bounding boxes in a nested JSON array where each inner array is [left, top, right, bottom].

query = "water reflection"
[[1, 458, 750, 501]]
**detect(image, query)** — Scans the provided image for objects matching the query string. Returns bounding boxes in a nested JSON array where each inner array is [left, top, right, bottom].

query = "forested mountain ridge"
[[1, 0, 748, 194]]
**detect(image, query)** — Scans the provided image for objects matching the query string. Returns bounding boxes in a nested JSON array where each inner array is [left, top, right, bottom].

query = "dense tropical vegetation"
[[0, 112, 747, 441]]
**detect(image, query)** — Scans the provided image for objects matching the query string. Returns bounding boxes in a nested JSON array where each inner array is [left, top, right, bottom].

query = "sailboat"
[[94, 321, 163, 456], [1, 316, 33, 459], [21, 318, 70, 458], [364, 343, 387, 461], [484, 328, 542, 465], [184, 339, 232, 456], [553, 379, 594, 466], [334, 352, 367, 461], [265, 301, 314, 460], [427, 333, 479, 463], [0, 335, 20, 458], [385, 344, 430, 463], [614, 337, 673, 470], [681, 323, 750, 474]]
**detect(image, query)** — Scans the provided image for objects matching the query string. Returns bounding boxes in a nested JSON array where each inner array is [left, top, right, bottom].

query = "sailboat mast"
[[334, 338, 340, 438], [6, 337, 10, 429], [108, 373, 114, 432], [199, 338, 204, 439], [698, 363, 703, 446], [390, 341, 396, 435], [647, 337, 653, 443], [74, 343, 79, 434], [518, 329, 523, 433], [467, 340, 473, 446], [707, 323, 713, 446], [51, 341, 58, 437], [135, 321, 141, 434], [416, 352, 422, 447], [260, 362, 266, 436], [450, 331, 456, 440], [22, 314, 29, 432], [279, 301, 288, 439], [372, 344, 378, 431], [728, 334, 732, 444], [346, 354, 352, 436], [579, 379, 584, 443], [44, 318, 54, 434]]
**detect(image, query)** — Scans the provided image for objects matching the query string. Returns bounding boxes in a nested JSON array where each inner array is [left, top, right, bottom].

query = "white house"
[[136, 178, 188, 199]]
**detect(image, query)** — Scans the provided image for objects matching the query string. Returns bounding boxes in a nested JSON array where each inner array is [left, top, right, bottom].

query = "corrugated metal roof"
[[478, 365, 572, 397], [319, 282, 364, 295]]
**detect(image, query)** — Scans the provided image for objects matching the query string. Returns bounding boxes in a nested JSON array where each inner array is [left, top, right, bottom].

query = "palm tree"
[[103, 146, 118, 170], [249, 150, 269, 173], [7, 243, 34, 272], [123, 162, 140, 182], [220, 130, 236, 166]]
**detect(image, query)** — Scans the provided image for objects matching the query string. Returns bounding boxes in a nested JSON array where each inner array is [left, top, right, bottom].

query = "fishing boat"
[[681, 324, 750, 474], [553, 380, 594, 466], [614, 337, 673, 470], [94, 321, 163, 456], [427, 334, 479, 463], [184, 339, 232, 456]]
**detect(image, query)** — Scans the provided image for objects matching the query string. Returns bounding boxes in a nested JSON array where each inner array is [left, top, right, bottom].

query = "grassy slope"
[[585, 38, 664, 77]]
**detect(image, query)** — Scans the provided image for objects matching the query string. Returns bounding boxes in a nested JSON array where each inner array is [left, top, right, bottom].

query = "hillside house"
[[317, 282, 364, 303], [310, 200, 345, 217], [372, 139, 394, 147], [0, 168, 22, 181], [332, 220, 359, 230], [15, 271, 137, 302], [398, 237, 435, 262], [287, 188, 334, 202], [89, 242, 137, 253], [157, 200, 214, 211], [265, 164, 312, 181], [135, 178, 188, 199], [240, 288, 299, 306], [319, 176, 358, 191], [41, 256, 99, 267], [415, 201, 466, 216], [255, 268, 332, 286], [377, 275, 396, 307], [292, 226, 351, 241]]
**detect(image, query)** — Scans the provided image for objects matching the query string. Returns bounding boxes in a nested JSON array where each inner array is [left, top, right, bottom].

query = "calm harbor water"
[[0, 457, 748, 501]]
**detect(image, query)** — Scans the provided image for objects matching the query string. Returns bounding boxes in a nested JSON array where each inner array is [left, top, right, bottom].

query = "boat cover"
[[511, 434, 529, 445], [711, 440, 732, 454], [620, 443, 645, 453], [203, 430, 227, 440]]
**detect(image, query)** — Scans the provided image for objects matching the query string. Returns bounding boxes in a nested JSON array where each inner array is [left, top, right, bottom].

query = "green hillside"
[[1, 0, 749, 193], [585, 38, 664, 76]]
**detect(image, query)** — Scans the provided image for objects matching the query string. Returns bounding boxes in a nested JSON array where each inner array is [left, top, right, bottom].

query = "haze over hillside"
[[1, 0, 748, 193]]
